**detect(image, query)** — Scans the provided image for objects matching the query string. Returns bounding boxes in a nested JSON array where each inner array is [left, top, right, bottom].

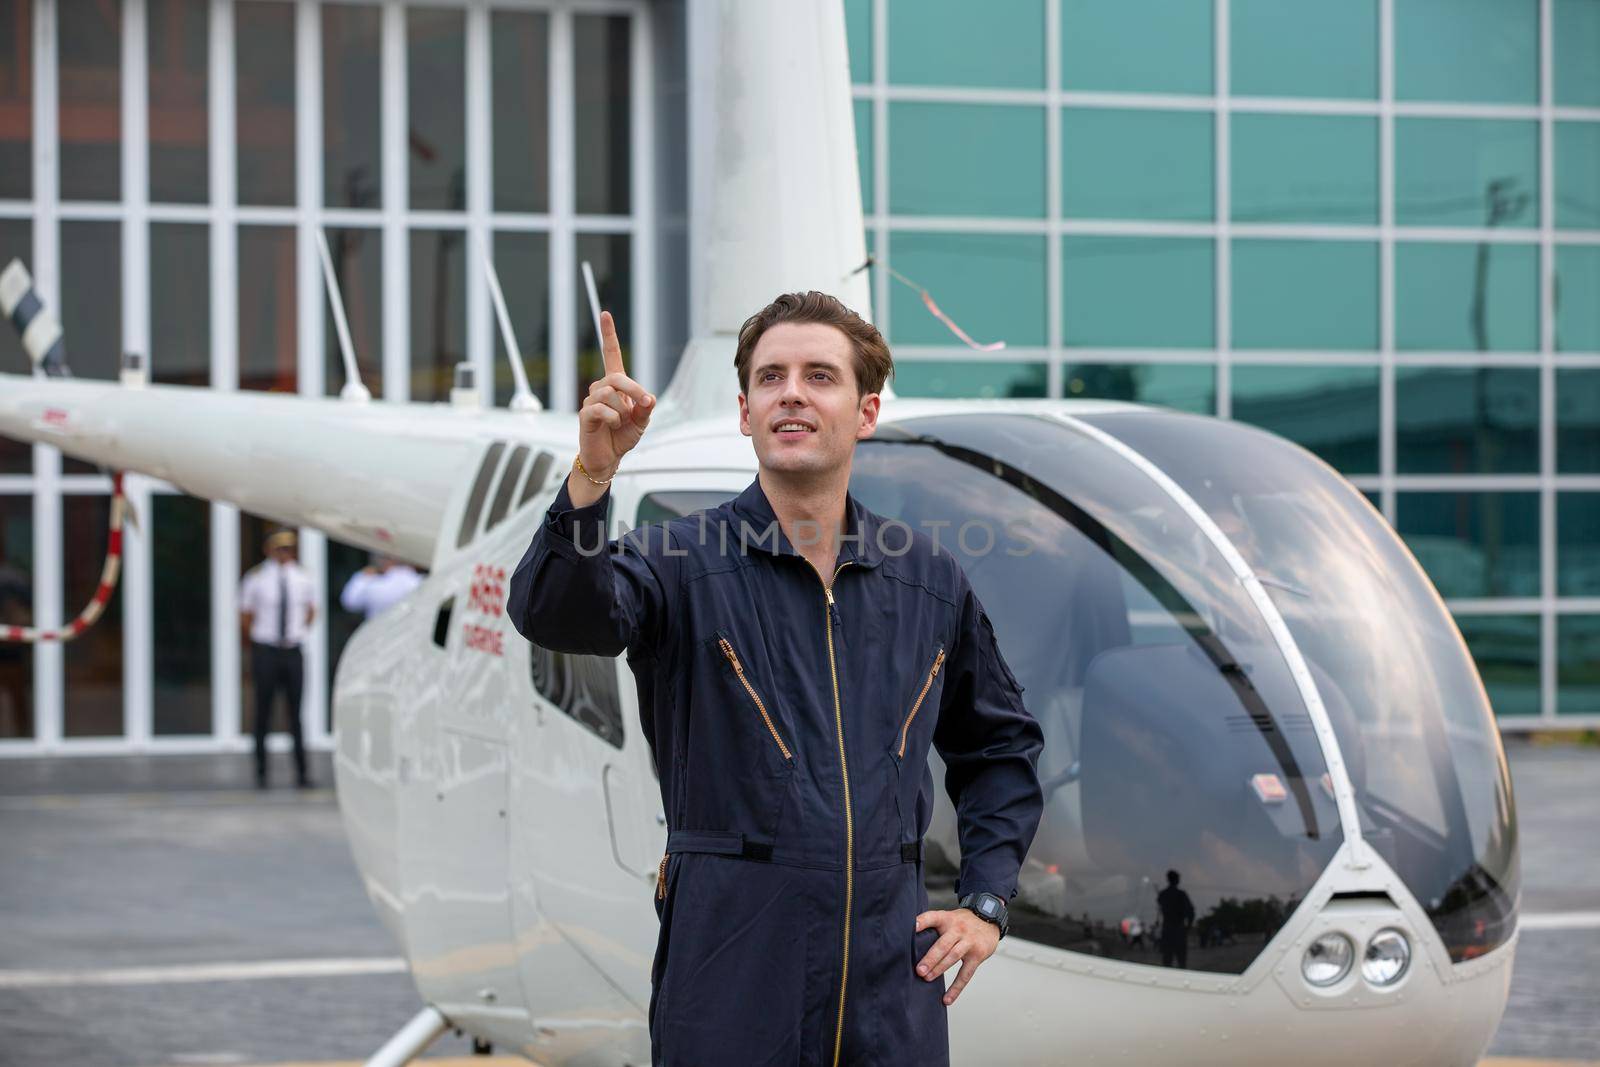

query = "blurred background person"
[[240, 528, 316, 789], [339, 553, 423, 620]]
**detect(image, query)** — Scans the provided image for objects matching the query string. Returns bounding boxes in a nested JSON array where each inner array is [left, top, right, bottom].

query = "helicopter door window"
[[456, 441, 507, 548], [483, 444, 530, 532], [529, 645, 625, 750], [517, 451, 555, 509], [432, 596, 454, 649], [635, 490, 738, 529]]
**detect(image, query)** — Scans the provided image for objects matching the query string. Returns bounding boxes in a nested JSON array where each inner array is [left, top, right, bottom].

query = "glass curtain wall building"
[[0, 0, 677, 754], [845, 0, 1600, 727]]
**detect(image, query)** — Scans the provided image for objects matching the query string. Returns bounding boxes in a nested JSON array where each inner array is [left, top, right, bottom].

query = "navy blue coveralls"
[[507, 474, 1045, 1066]]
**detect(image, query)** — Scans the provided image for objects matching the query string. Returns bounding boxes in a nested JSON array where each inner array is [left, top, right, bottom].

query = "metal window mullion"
[[465, 1, 490, 403], [1379, 0, 1397, 526], [629, 4, 656, 391], [549, 6, 575, 412], [1044, 0, 1061, 398], [32, 0, 62, 750], [123, 0, 153, 747], [1213, 0, 1230, 418], [210, 0, 239, 745], [381, 0, 408, 401], [1539, 0, 1558, 722], [871, 0, 888, 336]]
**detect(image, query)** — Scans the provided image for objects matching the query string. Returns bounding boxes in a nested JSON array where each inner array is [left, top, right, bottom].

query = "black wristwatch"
[[958, 891, 1009, 940]]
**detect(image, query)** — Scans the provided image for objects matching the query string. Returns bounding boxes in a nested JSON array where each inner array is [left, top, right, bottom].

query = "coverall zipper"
[[719, 636, 793, 760], [898, 646, 946, 758]]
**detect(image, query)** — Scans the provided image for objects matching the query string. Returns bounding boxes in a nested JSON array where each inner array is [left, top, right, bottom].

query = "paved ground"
[[0, 740, 1594, 1066]]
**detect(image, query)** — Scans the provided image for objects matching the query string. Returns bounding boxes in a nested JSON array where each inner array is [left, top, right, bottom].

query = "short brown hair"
[[734, 291, 893, 397]]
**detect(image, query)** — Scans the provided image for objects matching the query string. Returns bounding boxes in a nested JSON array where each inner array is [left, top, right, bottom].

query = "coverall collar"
[[730, 473, 885, 571]]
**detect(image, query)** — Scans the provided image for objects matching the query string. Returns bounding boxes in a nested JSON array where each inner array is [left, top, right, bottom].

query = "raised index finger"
[[600, 310, 625, 378]]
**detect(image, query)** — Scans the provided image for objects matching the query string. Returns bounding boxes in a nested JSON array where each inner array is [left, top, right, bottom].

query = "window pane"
[[153, 493, 210, 736], [888, 0, 1044, 89], [0, 493, 33, 738], [1064, 362, 1214, 413], [854, 99, 872, 214], [491, 10, 549, 214], [1062, 0, 1211, 94], [1063, 236, 1213, 348], [1396, 368, 1539, 475], [1557, 369, 1600, 473], [151, 223, 209, 386], [1396, 242, 1539, 352], [148, 0, 207, 203], [1456, 614, 1541, 717], [1556, 122, 1600, 231], [889, 102, 1045, 217], [322, 4, 381, 209], [1395, 118, 1539, 229], [1233, 240, 1377, 350], [1395, 492, 1540, 598], [845, 0, 871, 84], [1557, 245, 1600, 352], [890, 360, 1045, 398], [61, 221, 120, 381], [1395, 0, 1537, 104], [1229, 0, 1376, 99], [1231, 114, 1376, 224], [888, 232, 1044, 347], [323, 227, 381, 398], [491, 231, 549, 407], [58, 0, 120, 201], [0, 0, 30, 198], [1558, 615, 1600, 715], [408, 8, 465, 212], [574, 15, 629, 215], [1555, 0, 1600, 107], [574, 232, 630, 409], [0, 218, 30, 473], [64, 494, 123, 738], [1558, 493, 1600, 597], [1063, 108, 1212, 221], [410, 228, 466, 402], [238, 226, 296, 392], [236, 1, 295, 206], [1232, 364, 1379, 473]]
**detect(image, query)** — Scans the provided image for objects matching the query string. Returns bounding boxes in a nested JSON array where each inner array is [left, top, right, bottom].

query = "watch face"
[[980, 898, 999, 917]]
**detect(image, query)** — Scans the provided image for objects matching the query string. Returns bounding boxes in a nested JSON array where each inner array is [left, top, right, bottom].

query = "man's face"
[[737, 322, 880, 478], [270, 546, 296, 565]]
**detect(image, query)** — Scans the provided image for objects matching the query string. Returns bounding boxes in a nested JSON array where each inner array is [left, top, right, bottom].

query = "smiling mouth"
[[773, 421, 816, 434]]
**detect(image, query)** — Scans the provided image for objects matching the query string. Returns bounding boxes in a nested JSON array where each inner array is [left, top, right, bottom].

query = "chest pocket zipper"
[[718, 635, 794, 761], [897, 645, 946, 758]]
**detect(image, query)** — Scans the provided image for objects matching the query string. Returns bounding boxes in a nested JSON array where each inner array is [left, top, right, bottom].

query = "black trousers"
[[251, 642, 306, 782]]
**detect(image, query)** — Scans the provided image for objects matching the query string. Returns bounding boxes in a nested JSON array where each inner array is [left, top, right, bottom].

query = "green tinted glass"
[[1231, 114, 1376, 224], [888, 232, 1046, 347], [855, 100, 873, 214], [1062, 0, 1212, 94], [1062, 237, 1213, 347], [1396, 242, 1539, 352], [1555, 0, 1600, 107], [1556, 122, 1600, 231], [1396, 492, 1541, 598], [1558, 615, 1600, 715], [892, 360, 1047, 398], [1456, 615, 1542, 717], [1396, 119, 1539, 228], [1557, 245, 1600, 352], [1396, 367, 1540, 474], [1231, 364, 1378, 473], [1558, 493, 1600, 596], [1557, 369, 1600, 473], [845, 0, 871, 84], [1063, 362, 1215, 413], [1394, 0, 1538, 104], [890, 102, 1046, 217], [1230, 0, 1376, 99], [889, 0, 1045, 89], [1063, 109, 1213, 221], [1233, 240, 1378, 350]]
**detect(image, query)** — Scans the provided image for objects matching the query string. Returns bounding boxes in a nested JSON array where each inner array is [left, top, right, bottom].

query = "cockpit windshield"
[[853, 414, 1342, 974]]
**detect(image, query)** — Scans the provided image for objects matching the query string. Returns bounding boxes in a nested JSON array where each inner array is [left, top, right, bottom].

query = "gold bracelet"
[[573, 453, 615, 486]]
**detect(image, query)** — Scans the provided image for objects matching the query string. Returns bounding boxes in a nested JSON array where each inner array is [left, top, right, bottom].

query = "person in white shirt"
[[239, 529, 318, 789], [339, 554, 423, 619]]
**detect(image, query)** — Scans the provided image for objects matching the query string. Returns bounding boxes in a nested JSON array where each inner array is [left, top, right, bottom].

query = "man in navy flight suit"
[[507, 292, 1045, 1066]]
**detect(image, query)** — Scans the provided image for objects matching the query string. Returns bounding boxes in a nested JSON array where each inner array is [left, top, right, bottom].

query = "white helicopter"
[[0, 3, 1517, 1065]]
